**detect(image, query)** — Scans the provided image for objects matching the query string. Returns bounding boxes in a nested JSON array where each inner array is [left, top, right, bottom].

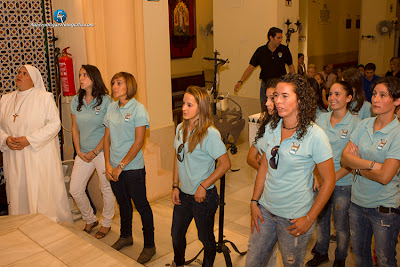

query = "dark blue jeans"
[[110, 168, 155, 248], [171, 187, 219, 267], [349, 202, 400, 267], [315, 185, 351, 261], [260, 81, 267, 111]]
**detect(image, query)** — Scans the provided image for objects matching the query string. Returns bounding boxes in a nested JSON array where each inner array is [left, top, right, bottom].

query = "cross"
[[13, 114, 18, 122]]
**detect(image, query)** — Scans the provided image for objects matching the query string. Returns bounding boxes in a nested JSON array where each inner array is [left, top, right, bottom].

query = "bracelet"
[[92, 150, 98, 156], [237, 80, 243, 84], [250, 199, 259, 204], [172, 185, 179, 190], [200, 184, 206, 190], [306, 214, 311, 224], [370, 161, 375, 170]]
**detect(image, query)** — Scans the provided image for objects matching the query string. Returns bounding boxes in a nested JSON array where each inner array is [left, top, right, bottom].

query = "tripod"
[[184, 174, 247, 266]]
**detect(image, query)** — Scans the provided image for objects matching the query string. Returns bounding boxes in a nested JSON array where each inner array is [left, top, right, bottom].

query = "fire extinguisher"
[[59, 47, 76, 96]]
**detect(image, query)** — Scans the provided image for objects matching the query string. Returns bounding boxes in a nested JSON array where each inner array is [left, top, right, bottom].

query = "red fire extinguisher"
[[59, 47, 76, 96]]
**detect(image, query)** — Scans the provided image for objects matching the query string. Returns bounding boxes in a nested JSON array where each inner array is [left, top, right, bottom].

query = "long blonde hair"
[[179, 86, 214, 152]]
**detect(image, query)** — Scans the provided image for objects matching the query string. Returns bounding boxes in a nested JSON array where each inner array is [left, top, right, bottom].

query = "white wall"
[[214, 0, 299, 99], [52, 0, 87, 90], [52, 0, 88, 160], [359, 0, 397, 76], [143, 0, 173, 130]]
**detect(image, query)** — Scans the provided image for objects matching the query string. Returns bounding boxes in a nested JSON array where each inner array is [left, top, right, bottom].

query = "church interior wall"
[[359, 0, 397, 76], [306, 0, 361, 71]]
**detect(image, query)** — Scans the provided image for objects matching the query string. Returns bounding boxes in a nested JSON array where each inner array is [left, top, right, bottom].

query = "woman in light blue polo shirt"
[[171, 86, 231, 267], [70, 65, 115, 239], [341, 76, 400, 267], [246, 74, 335, 267], [103, 72, 155, 264], [342, 68, 373, 120], [307, 81, 360, 266], [247, 79, 277, 170], [306, 77, 328, 121]]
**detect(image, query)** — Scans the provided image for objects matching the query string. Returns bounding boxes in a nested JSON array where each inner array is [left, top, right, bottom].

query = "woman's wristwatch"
[[118, 162, 126, 169], [370, 161, 375, 170]]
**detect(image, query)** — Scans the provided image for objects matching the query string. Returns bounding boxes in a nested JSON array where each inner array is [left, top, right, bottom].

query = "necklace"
[[13, 89, 34, 122], [282, 122, 298, 130]]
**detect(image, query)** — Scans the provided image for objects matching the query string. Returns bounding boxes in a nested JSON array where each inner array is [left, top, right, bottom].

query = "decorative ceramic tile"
[[0, 0, 56, 96]]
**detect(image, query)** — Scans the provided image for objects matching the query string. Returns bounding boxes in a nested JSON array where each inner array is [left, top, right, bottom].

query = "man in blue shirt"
[[362, 63, 380, 102]]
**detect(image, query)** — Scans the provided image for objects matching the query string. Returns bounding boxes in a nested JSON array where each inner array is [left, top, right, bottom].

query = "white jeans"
[[70, 152, 115, 227]]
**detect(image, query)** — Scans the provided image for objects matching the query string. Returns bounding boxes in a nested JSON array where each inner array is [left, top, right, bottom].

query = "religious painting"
[[169, 0, 196, 59]]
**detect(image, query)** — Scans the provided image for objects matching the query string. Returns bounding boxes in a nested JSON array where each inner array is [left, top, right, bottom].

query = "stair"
[[143, 141, 173, 202]]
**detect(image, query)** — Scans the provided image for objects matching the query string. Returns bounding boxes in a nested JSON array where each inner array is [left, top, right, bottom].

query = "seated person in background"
[[362, 63, 380, 102], [319, 64, 337, 89], [307, 64, 317, 77], [335, 67, 343, 82], [298, 53, 306, 76], [357, 64, 365, 76], [385, 57, 400, 78], [314, 73, 329, 108]]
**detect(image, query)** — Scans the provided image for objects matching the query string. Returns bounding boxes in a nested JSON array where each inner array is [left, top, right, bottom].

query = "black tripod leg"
[[184, 247, 204, 265], [224, 240, 247, 255], [221, 244, 233, 267]]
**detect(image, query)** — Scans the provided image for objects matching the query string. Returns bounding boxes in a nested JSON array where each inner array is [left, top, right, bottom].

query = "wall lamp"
[[284, 19, 301, 46]]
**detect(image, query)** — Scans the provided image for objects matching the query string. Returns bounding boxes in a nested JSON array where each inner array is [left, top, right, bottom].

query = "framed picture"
[[169, 0, 196, 59]]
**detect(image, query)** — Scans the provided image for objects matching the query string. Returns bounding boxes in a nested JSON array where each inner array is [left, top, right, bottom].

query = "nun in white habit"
[[0, 65, 72, 223]]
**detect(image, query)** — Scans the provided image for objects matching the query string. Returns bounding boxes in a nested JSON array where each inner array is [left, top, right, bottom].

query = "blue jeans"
[[171, 187, 219, 267], [110, 168, 155, 248], [315, 185, 351, 261], [349, 202, 400, 267], [260, 81, 267, 111], [246, 205, 315, 267]]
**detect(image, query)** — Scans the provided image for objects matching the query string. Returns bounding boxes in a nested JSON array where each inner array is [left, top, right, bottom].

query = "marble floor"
[[72, 140, 400, 267]]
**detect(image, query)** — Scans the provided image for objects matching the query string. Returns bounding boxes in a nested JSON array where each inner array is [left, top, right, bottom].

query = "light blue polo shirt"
[[316, 111, 360, 186], [71, 95, 112, 153], [174, 124, 227, 195], [253, 125, 267, 155], [350, 117, 400, 208], [350, 100, 373, 120], [259, 120, 333, 219], [103, 98, 149, 170], [316, 107, 328, 122]]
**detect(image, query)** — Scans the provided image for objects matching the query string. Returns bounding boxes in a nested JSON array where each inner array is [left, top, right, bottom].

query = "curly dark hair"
[[270, 74, 316, 141], [77, 65, 109, 112], [253, 79, 278, 145]]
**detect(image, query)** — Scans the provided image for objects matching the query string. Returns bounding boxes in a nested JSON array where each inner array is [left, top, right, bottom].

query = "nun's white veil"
[[22, 65, 46, 92]]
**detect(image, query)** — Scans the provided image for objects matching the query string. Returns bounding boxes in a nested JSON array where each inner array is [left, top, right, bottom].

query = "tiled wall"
[[0, 0, 56, 96]]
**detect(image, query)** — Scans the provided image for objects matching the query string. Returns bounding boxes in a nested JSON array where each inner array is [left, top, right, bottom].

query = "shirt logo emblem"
[[289, 142, 300, 155], [377, 139, 387, 151], [340, 129, 348, 139], [278, 52, 282, 58], [95, 106, 101, 115], [125, 113, 132, 122]]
